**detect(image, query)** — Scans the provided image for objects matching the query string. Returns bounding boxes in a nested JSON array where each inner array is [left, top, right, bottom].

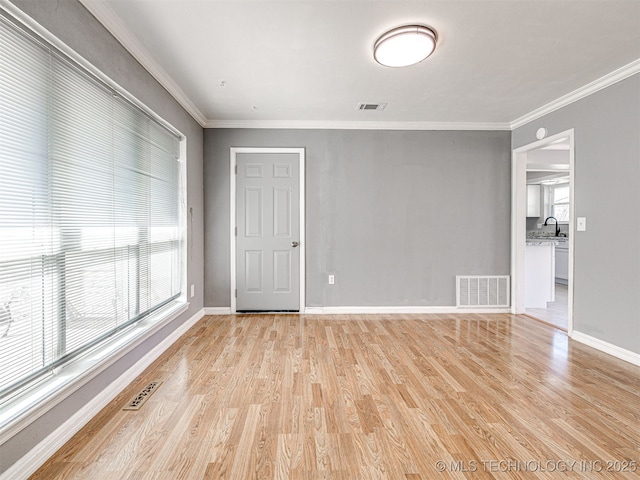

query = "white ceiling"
[[81, 0, 640, 129]]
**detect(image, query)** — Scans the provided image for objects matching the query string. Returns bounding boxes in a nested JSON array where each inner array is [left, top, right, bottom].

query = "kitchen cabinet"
[[527, 184, 541, 217], [525, 242, 555, 308], [555, 243, 569, 284]]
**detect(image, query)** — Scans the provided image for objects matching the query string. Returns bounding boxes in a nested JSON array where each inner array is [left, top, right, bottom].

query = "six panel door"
[[235, 152, 300, 311]]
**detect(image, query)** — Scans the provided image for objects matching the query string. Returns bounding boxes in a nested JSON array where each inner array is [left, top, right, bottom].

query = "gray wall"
[[513, 74, 640, 355], [1, 0, 204, 474], [205, 129, 511, 307]]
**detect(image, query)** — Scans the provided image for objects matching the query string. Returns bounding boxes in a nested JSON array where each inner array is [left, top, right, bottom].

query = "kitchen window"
[[550, 184, 570, 222], [0, 10, 185, 405]]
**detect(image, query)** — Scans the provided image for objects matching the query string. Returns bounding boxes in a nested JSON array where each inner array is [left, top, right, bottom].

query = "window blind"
[[0, 12, 183, 399]]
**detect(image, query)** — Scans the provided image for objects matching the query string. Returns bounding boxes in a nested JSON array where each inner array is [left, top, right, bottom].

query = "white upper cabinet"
[[527, 184, 541, 217]]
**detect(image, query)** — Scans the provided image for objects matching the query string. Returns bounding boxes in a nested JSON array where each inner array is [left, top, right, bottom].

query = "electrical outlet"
[[537, 223, 542, 229], [190, 284, 195, 298], [328, 274, 335, 285]]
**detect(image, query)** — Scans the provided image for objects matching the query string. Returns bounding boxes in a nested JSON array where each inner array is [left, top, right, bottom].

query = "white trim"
[[206, 119, 511, 131], [511, 150, 527, 315], [203, 307, 232, 315], [230, 148, 306, 314], [567, 134, 575, 334], [571, 331, 640, 368], [304, 306, 512, 315], [77, 0, 207, 127], [511, 59, 640, 129], [230, 151, 237, 313], [511, 129, 575, 334], [0, 307, 205, 480]]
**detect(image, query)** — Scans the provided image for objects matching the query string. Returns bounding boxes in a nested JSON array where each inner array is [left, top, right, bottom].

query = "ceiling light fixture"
[[374, 25, 437, 68]]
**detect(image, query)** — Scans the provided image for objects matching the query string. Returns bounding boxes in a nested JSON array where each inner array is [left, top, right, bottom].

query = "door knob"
[[291, 241, 299, 248]]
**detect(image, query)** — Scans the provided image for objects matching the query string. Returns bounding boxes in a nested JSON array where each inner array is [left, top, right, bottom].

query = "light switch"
[[577, 217, 586, 232]]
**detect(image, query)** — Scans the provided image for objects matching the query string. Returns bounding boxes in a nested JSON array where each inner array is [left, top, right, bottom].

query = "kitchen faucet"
[[544, 216, 561, 237]]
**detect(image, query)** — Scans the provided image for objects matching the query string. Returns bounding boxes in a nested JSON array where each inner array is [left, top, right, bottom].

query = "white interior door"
[[233, 149, 303, 312]]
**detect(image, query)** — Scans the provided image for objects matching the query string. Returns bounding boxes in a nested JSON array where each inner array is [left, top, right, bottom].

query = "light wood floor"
[[32, 314, 640, 479]]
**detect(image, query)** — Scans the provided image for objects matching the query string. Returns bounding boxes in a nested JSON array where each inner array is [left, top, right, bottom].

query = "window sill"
[[0, 300, 189, 444]]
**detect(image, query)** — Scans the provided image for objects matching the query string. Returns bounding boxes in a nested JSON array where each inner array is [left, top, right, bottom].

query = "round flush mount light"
[[374, 25, 437, 67]]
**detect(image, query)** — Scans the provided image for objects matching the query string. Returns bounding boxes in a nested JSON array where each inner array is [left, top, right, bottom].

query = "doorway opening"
[[512, 130, 575, 333]]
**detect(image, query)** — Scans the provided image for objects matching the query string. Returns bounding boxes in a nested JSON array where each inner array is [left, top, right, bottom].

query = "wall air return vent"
[[456, 275, 510, 308], [357, 103, 387, 111]]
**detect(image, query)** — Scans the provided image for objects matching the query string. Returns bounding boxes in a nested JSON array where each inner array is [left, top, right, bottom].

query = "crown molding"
[[44, 1, 640, 133], [510, 58, 640, 130], [78, 0, 207, 127], [205, 119, 512, 131]]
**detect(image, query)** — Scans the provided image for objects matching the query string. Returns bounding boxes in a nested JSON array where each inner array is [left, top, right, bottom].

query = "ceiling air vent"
[[357, 102, 387, 111]]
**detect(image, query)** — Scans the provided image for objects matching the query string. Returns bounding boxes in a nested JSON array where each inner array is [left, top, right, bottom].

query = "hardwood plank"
[[30, 313, 640, 479]]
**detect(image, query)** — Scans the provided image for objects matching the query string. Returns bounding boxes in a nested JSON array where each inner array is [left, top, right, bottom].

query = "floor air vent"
[[123, 381, 162, 411], [357, 102, 387, 111], [456, 275, 510, 308]]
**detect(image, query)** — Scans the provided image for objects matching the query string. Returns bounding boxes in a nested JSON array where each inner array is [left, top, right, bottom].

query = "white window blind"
[[0, 12, 183, 399]]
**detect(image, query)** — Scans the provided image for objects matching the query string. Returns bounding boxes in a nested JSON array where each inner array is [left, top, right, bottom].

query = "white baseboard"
[[571, 331, 640, 367], [1, 308, 205, 480], [203, 307, 232, 315], [303, 306, 512, 315], [204, 306, 511, 315]]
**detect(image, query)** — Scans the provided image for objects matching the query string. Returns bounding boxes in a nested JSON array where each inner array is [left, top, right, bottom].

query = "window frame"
[[549, 183, 570, 224], [0, 4, 188, 439]]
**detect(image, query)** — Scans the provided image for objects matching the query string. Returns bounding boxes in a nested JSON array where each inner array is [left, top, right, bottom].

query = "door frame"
[[230, 147, 306, 313], [511, 129, 575, 334]]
